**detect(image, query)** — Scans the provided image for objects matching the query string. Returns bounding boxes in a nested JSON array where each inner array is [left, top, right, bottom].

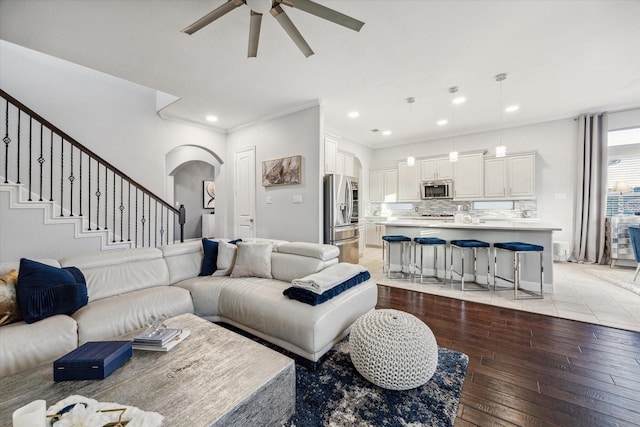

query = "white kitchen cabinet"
[[365, 222, 386, 247], [324, 137, 337, 174], [344, 155, 355, 177], [336, 152, 345, 175], [453, 153, 484, 199], [397, 161, 419, 201], [383, 169, 398, 202], [369, 168, 397, 202], [369, 170, 383, 202], [419, 157, 452, 181], [359, 222, 366, 256], [484, 153, 535, 199]]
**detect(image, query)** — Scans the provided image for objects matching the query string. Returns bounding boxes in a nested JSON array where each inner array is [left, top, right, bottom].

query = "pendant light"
[[448, 86, 459, 162], [495, 73, 507, 158]]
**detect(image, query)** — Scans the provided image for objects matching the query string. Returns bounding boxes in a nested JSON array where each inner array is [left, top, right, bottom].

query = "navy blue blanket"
[[283, 271, 371, 306]]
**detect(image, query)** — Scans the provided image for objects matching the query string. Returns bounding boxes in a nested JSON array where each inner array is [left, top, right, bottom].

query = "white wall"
[[225, 106, 322, 243], [0, 41, 227, 198], [370, 119, 578, 243]]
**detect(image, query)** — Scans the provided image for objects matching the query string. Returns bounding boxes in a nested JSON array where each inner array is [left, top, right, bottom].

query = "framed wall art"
[[203, 180, 215, 209], [262, 155, 301, 187]]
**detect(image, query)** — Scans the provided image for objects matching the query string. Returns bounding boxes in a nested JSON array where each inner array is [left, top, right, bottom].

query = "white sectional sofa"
[[0, 238, 377, 377]]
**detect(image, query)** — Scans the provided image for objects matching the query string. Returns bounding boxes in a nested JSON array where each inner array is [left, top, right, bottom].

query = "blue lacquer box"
[[53, 341, 133, 382]]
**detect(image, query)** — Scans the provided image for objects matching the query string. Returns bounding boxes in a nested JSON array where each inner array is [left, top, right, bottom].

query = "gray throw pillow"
[[231, 242, 273, 279], [213, 241, 238, 276]]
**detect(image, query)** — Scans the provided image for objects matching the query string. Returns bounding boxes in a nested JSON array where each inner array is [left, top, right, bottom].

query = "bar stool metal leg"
[[413, 237, 447, 284], [449, 240, 491, 291], [494, 242, 544, 300]]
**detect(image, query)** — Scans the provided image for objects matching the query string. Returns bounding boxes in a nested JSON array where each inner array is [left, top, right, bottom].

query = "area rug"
[[585, 268, 640, 296], [287, 337, 469, 427]]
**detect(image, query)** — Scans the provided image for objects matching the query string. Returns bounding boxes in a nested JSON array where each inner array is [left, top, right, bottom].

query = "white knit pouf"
[[349, 309, 438, 390]]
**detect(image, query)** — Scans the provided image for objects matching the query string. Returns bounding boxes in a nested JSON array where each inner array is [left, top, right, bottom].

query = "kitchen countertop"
[[379, 219, 561, 232]]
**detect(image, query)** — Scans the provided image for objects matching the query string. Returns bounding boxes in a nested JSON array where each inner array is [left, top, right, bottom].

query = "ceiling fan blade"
[[280, 0, 364, 32], [182, 0, 244, 35], [271, 5, 314, 57], [248, 10, 262, 57]]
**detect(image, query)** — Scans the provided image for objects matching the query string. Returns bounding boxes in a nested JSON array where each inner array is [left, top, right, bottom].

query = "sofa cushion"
[[0, 314, 78, 377], [60, 248, 170, 302], [173, 275, 237, 318], [276, 242, 339, 261], [231, 242, 273, 279], [72, 286, 194, 344], [160, 240, 203, 284], [16, 258, 88, 324], [270, 252, 338, 283], [216, 277, 378, 358]]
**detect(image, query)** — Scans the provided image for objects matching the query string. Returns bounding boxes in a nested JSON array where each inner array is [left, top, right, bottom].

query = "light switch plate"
[[266, 196, 272, 204], [292, 195, 303, 204]]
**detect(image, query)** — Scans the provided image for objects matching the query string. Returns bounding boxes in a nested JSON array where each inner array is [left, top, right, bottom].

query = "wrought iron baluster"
[[16, 110, 21, 184], [135, 189, 139, 247], [104, 164, 108, 231], [154, 199, 158, 247], [59, 136, 64, 216], [119, 176, 124, 242], [141, 191, 145, 247], [87, 156, 92, 230], [160, 206, 166, 244], [148, 194, 151, 247], [95, 160, 101, 230], [49, 130, 53, 202], [3, 100, 9, 183], [128, 181, 131, 242], [112, 170, 116, 241], [28, 117, 32, 201], [69, 144, 75, 216], [78, 150, 82, 217], [38, 124, 43, 201]]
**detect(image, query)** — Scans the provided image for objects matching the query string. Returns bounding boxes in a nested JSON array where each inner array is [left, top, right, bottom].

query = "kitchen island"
[[379, 219, 562, 294]]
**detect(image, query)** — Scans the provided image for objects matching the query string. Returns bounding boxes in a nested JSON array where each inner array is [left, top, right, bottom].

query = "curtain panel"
[[570, 113, 608, 264]]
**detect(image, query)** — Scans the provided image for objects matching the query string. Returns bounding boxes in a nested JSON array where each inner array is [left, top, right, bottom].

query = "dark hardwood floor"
[[376, 285, 640, 427]]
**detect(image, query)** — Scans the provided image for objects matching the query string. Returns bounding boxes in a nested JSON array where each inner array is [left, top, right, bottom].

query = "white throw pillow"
[[213, 241, 239, 276], [231, 242, 273, 279]]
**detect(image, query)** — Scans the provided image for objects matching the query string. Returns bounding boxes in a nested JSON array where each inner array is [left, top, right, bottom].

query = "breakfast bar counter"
[[379, 219, 562, 293]]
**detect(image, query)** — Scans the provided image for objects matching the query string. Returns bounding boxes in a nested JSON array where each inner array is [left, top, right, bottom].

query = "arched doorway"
[[165, 145, 224, 239]]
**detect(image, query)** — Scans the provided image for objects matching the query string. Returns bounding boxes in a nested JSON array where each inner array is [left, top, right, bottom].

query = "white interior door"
[[234, 147, 256, 239]]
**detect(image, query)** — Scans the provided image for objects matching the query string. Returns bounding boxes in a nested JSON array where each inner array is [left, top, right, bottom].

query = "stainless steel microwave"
[[420, 179, 453, 199]]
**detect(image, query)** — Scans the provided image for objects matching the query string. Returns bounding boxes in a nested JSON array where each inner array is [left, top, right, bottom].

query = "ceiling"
[[1, 0, 639, 148]]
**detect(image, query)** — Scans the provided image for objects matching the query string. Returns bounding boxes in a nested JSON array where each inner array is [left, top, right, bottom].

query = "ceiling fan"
[[182, 0, 364, 58]]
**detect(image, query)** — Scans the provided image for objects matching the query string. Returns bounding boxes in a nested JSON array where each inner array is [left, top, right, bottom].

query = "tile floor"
[[359, 247, 640, 333]]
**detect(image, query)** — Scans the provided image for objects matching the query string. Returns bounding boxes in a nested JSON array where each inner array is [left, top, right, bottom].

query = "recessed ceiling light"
[[348, 111, 360, 118], [452, 96, 466, 104], [505, 105, 519, 113], [382, 130, 392, 136], [437, 119, 448, 126], [206, 115, 218, 122]]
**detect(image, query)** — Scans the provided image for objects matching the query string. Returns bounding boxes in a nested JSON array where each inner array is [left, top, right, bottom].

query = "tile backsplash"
[[366, 199, 537, 219]]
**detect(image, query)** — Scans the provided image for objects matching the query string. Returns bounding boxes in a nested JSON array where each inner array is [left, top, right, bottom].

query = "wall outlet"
[[292, 195, 303, 204]]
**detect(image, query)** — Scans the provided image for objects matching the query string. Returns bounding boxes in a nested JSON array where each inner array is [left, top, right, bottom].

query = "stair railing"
[[1, 89, 184, 248]]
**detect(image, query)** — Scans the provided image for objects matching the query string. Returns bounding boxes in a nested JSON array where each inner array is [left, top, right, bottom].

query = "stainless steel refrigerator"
[[323, 174, 359, 264]]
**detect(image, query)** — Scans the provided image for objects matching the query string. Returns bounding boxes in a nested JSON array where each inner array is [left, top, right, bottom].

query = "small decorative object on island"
[[262, 155, 301, 186]]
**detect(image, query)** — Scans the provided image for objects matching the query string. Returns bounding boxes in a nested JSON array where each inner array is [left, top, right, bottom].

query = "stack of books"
[[132, 328, 190, 352]]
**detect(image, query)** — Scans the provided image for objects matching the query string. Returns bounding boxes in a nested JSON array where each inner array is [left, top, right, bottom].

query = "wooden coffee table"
[[0, 313, 295, 426]]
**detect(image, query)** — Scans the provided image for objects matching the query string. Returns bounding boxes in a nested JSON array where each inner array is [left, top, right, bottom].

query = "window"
[[606, 127, 640, 216]]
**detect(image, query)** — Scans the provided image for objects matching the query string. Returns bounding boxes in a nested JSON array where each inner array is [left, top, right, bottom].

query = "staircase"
[[1, 89, 183, 253]]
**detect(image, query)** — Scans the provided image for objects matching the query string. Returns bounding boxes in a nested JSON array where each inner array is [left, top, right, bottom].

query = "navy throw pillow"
[[16, 258, 89, 324], [199, 239, 219, 276]]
